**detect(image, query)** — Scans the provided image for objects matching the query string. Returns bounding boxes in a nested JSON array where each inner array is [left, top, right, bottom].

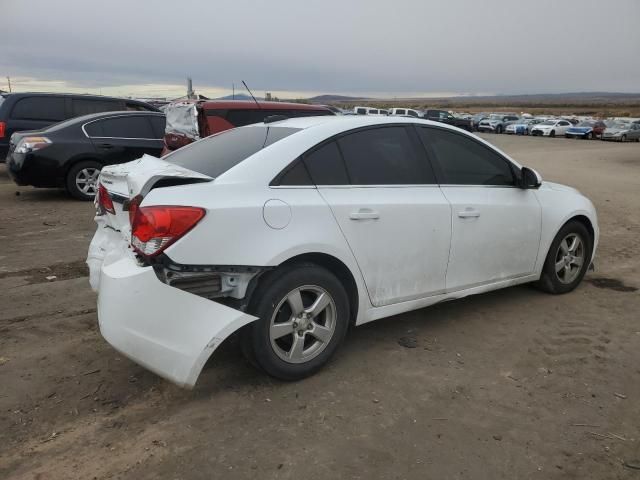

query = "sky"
[[1, 0, 639, 99]]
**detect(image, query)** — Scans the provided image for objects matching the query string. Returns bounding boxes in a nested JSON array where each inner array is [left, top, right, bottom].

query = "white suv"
[[388, 107, 421, 117], [89, 116, 598, 388]]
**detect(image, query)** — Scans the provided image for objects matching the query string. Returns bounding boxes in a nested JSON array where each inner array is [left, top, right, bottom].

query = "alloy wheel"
[[269, 285, 337, 364], [75, 167, 100, 196], [554, 233, 585, 284]]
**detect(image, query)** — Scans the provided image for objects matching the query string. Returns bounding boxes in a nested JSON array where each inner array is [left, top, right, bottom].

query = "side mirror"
[[520, 167, 542, 189]]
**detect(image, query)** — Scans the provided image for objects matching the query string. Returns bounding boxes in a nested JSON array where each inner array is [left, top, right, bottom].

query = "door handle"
[[349, 209, 380, 220], [97, 143, 114, 149], [458, 208, 481, 218]]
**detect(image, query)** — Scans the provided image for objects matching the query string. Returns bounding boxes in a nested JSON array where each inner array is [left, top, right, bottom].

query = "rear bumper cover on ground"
[[96, 247, 257, 388]]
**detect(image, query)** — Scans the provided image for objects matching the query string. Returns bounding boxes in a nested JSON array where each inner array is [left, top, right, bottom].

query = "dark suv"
[[0, 92, 158, 160], [423, 109, 472, 131]]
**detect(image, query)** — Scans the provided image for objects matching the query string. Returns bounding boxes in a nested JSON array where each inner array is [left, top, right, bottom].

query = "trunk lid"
[[97, 154, 212, 235]]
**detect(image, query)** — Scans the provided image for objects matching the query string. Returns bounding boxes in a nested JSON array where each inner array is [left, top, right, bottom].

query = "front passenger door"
[[418, 126, 542, 292]]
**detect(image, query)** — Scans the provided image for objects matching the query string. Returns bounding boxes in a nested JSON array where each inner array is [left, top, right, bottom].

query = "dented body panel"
[[89, 116, 599, 388]]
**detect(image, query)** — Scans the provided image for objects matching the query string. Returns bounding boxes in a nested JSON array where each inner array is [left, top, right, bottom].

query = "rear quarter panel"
[[143, 181, 372, 322]]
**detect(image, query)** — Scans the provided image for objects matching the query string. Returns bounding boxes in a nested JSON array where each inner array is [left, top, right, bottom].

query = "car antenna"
[[242, 80, 262, 109]]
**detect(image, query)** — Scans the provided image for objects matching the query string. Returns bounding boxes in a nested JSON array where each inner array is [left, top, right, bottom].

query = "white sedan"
[[531, 119, 573, 137], [88, 116, 598, 387]]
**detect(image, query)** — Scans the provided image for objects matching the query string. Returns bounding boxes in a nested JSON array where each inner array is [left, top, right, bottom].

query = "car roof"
[[218, 115, 523, 185], [42, 110, 165, 128], [0, 92, 149, 102], [200, 100, 330, 111], [260, 115, 442, 130]]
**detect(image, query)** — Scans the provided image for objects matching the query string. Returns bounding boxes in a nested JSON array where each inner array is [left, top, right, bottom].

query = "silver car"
[[601, 122, 640, 142]]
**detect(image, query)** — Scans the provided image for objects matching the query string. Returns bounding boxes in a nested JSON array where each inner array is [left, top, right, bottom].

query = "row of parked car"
[[1, 92, 334, 199], [349, 106, 640, 142], [2, 91, 638, 201], [468, 111, 640, 141]]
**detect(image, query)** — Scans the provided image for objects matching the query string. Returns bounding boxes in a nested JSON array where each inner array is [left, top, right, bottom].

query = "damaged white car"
[[88, 116, 598, 388]]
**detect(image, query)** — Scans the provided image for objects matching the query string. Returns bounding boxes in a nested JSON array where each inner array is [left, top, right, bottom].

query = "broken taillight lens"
[[130, 205, 205, 257], [97, 183, 115, 214]]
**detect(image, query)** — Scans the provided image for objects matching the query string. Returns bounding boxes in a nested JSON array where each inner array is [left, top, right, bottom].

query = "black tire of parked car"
[[621, 135, 627, 142], [535, 220, 593, 295], [550, 130, 556, 138], [65, 160, 103, 201], [242, 263, 350, 380], [495, 125, 503, 134], [585, 132, 592, 140]]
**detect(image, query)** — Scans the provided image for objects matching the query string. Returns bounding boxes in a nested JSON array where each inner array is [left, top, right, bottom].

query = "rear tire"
[[535, 221, 592, 294], [550, 130, 556, 138], [242, 263, 350, 380], [66, 160, 102, 201], [495, 125, 503, 134]]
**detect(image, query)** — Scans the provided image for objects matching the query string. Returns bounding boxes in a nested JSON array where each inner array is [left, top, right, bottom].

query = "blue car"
[[565, 121, 606, 139]]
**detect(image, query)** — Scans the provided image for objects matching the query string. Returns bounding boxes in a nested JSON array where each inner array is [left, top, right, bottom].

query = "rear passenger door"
[[417, 126, 541, 291], [309, 126, 452, 307], [83, 115, 164, 165]]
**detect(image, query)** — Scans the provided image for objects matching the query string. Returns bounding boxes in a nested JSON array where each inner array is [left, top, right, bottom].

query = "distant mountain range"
[[308, 94, 371, 103], [215, 93, 254, 101], [307, 92, 640, 104]]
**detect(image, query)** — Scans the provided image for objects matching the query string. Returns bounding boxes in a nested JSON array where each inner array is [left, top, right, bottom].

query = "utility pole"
[[187, 77, 194, 99], [232, 83, 235, 100], [7, 76, 11, 92]]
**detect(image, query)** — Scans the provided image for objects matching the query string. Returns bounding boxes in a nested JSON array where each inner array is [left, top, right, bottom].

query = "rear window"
[[11, 96, 65, 121], [72, 98, 122, 116], [166, 126, 300, 178]]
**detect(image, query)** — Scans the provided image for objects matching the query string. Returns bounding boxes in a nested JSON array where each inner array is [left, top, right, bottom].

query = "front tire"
[[621, 135, 627, 142], [535, 221, 592, 294], [66, 160, 102, 200], [495, 125, 503, 134], [243, 263, 350, 380], [550, 130, 556, 138]]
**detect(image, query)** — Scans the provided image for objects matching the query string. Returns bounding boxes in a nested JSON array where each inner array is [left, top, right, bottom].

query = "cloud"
[[2, 0, 639, 97]]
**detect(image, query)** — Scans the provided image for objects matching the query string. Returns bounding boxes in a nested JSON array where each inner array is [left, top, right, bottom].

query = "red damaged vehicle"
[[162, 100, 334, 154]]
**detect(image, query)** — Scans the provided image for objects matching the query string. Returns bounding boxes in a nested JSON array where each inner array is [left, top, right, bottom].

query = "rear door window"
[[226, 109, 268, 127], [303, 141, 350, 185], [418, 127, 515, 186], [85, 116, 155, 138], [149, 115, 166, 138], [338, 126, 433, 185], [11, 96, 65, 121], [72, 98, 122, 116], [167, 126, 300, 178]]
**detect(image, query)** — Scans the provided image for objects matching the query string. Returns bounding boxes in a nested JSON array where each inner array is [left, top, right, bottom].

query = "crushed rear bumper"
[[89, 224, 257, 388]]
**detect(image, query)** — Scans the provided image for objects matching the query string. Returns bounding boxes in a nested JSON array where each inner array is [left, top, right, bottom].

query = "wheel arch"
[[568, 214, 595, 244], [63, 155, 105, 179], [276, 252, 360, 327]]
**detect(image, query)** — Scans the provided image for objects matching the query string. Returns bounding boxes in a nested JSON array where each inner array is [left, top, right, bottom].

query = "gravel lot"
[[1, 134, 639, 480]]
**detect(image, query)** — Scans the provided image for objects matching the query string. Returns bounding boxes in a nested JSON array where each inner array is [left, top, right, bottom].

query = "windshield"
[[489, 114, 503, 120], [576, 121, 594, 127], [166, 125, 301, 178], [611, 123, 629, 129], [540, 120, 556, 126]]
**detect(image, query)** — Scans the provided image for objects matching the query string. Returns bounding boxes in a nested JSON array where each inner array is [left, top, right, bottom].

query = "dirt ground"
[[1, 134, 639, 480]]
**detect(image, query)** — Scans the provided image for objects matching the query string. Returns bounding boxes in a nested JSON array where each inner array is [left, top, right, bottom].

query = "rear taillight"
[[130, 205, 205, 257], [0, 122, 5, 138], [97, 183, 115, 214]]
